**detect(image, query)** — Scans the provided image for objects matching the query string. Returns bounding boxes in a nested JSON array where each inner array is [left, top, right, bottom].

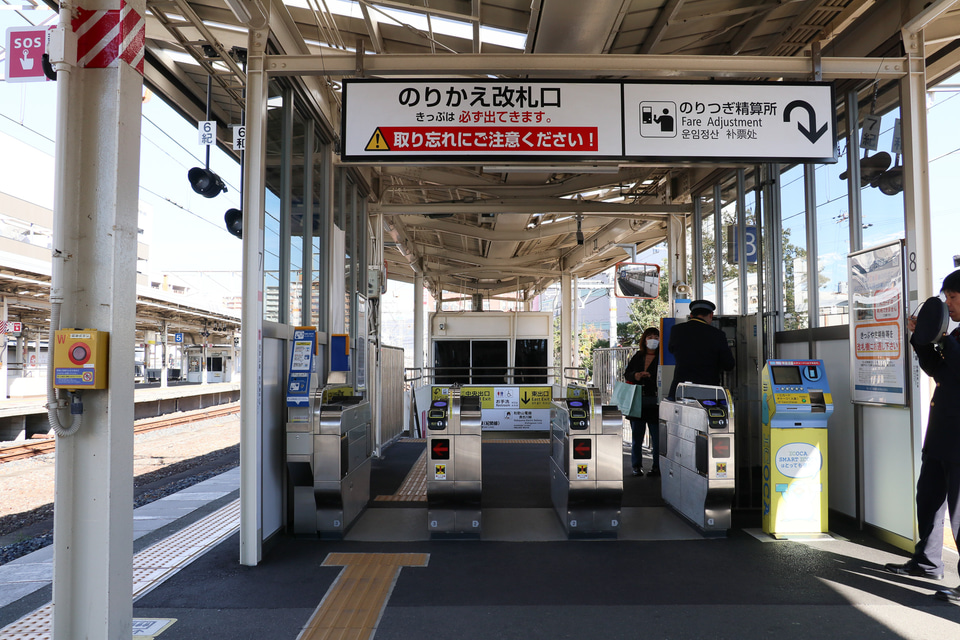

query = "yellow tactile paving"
[[374, 450, 427, 502], [297, 553, 429, 640], [0, 499, 240, 640]]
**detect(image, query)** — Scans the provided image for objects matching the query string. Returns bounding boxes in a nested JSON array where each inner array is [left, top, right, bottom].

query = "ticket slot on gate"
[[426, 389, 482, 537], [549, 387, 622, 538], [658, 383, 735, 536], [285, 386, 372, 539]]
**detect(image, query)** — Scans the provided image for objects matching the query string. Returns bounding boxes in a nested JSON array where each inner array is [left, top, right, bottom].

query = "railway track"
[[0, 403, 240, 464]]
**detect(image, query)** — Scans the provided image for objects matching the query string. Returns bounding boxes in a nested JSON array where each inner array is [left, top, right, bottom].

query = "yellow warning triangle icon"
[[365, 128, 390, 151]]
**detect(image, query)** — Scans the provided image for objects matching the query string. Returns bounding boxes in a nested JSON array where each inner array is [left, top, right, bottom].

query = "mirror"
[[614, 263, 661, 299]]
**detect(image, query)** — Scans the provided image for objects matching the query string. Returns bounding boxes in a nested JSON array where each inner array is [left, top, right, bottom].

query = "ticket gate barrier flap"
[[284, 395, 372, 538], [549, 392, 622, 538], [658, 383, 735, 536], [426, 390, 483, 537]]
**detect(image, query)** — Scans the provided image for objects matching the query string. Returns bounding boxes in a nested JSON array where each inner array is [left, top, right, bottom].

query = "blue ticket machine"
[[761, 359, 833, 537]]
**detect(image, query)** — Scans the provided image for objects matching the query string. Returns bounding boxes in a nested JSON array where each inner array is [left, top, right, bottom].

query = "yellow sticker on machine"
[[432, 385, 552, 409], [774, 393, 809, 405]]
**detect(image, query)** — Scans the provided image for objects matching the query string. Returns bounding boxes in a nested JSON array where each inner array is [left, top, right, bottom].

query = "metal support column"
[[667, 213, 687, 314], [49, 0, 142, 635], [414, 273, 424, 372], [240, 22, 270, 567], [901, 18, 936, 544], [561, 272, 572, 383], [692, 196, 703, 299], [804, 164, 819, 333], [713, 184, 723, 313]]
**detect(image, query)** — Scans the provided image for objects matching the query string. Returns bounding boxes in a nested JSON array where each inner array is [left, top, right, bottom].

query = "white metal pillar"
[[608, 284, 617, 347], [240, 21, 270, 567], [414, 273, 424, 372], [0, 298, 7, 400], [49, 0, 142, 636], [901, 18, 936, 545], [667, 213, 687, 315], [572, 276, 580, 368], [560, 272, 572, 384], [160, 321, 168, 388]]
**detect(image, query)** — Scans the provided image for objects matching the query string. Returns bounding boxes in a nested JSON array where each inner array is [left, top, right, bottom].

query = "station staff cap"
[[689, 299, 716, 313]]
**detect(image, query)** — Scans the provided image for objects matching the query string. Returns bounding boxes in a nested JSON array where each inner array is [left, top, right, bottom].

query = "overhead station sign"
[[623, 82, 836, 162], [341, 79, 836, 164], [342, 80, 624, 162]]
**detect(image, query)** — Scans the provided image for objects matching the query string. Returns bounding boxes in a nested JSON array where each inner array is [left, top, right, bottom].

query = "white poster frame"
[[848, 240, 907, 406]]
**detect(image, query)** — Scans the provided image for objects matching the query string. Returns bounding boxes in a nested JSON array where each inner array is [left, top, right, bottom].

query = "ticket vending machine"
[[761, 359, 833, 537]]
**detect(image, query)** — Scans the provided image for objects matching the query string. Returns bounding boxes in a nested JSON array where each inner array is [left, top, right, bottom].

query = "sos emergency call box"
[[761, 359, 833, 537], [54, 329, 109, 389]]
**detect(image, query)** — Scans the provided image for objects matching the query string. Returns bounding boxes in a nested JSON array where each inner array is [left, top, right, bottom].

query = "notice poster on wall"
[[848, 240, 907, 406]]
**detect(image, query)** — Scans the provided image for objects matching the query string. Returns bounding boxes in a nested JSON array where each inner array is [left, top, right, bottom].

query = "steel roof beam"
[[371, 200, 690, 215], [264, 52, 907, 79]]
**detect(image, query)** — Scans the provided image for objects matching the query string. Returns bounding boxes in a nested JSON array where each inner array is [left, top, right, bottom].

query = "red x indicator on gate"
[[573, 438, 592, 459], [431, 439, 450, 460]]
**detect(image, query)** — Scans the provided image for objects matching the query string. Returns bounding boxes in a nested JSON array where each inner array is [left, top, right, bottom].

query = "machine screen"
[[570, 409, 587, 419], [770, 365, 802, 385]]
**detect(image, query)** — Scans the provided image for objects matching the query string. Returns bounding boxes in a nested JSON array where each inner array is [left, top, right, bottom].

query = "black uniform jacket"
[[912, 329, 960, 464], [666, 317, 735, 399]]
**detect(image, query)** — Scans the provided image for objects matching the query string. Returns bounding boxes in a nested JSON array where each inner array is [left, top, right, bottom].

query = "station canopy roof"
[[140, 0, 960, 301]]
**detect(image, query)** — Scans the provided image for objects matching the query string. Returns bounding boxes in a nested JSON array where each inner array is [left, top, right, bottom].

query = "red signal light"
[[573, 438, 592, 459]]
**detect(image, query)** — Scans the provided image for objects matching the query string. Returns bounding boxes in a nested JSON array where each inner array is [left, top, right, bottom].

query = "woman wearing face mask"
[[623, 327, 661, 477]]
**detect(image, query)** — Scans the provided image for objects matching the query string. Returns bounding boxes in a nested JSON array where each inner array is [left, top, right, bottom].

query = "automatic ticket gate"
[[549, 387, 622, 538], [761, 360, 833, 537], [426, 387, 482, 536], [285, 390, 372, 538], [659, 383, 735, 535]]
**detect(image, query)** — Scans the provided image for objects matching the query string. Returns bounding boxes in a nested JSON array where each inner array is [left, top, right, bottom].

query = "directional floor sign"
[[623, 81, 836, 163]]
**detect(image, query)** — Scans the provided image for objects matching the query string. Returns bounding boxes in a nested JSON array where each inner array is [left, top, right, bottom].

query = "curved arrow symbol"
[[783, 100, 828, 144]]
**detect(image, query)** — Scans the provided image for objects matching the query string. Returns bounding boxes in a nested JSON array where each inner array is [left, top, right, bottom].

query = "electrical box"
[[54, 329, 109, 390]]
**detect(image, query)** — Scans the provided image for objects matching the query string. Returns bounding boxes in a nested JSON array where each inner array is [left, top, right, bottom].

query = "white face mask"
[[646, 338, 659, 349]]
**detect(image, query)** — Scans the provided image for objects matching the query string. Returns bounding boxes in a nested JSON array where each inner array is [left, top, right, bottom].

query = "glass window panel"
[[815, 136, 851, 326], [779, 164, 809, 329], [471, 340, 508, 384], [263, 80, 284, 323], [434, 340, 470, 385], [719, 185, 739, 313], [861, 108, 905, 247], [288, 111, 305, 323], [515, 339, 548, 384]]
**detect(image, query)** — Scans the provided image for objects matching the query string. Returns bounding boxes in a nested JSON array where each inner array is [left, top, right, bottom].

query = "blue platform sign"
[[174, 333, 183, 343], [286, 328, 316, 407]]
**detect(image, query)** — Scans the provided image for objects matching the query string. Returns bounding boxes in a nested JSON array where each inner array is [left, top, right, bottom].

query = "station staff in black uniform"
[[885, 270, 960, 602], [666, 299, 735, 400]]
